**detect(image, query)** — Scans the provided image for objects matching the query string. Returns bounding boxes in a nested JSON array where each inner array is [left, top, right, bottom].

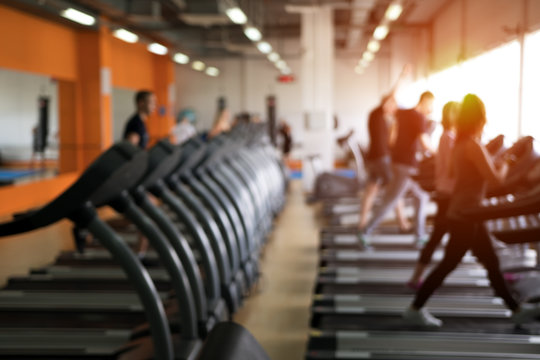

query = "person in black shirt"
[[359, 91, 435, 247], [123, 90, 156, 149], [358, 95, 411, 232], [122, 90, 156, 259]]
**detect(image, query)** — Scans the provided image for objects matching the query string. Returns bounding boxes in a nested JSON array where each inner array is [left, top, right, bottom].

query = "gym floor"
[[235, 180, 319, 360]]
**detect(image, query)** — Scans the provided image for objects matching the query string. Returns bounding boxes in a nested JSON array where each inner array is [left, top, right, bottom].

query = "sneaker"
[[356, 231, 371, 250], [403, 307, 443, 328], [414, 237, 428, 249], [512, 303, 540, 325]]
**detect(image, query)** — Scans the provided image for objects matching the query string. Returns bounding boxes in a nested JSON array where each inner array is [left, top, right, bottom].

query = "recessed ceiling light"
[[148, 43, 168, 55], [61, 8, 95, 26]]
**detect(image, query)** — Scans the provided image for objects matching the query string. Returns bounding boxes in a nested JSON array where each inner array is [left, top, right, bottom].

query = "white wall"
[[175, 47, 391, 154], [0, 67, 58, 161], [112, 87, 136, 142]]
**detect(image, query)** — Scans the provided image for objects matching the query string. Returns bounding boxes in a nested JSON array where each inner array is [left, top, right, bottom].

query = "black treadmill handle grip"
[[0, 209, 62, 236], [462, 195, 540, 221]]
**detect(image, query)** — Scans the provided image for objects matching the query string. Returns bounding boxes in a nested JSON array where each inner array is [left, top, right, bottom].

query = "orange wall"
[[0, 173, 79, 217], [0, 4, 175, 212], [0, 5, 77, 80], [111, 37, 154, 90]]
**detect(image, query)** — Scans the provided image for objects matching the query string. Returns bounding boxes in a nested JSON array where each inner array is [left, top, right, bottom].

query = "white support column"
[[300, 5, 335, 191]]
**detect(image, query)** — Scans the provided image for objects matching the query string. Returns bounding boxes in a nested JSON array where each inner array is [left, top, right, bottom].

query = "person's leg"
[[408, 197, 450, 287], [358, 181, 379, 229], [411, 222, 470, 309], [394, 198, 411, 232], [404, 221, 471, 327], [363, 164, 411, 235], [407, 179, 430, 240], [472, 223, 519, 311]]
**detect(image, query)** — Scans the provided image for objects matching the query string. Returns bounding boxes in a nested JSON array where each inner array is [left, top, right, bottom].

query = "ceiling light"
[[192, 60, 206, 71], [61, 8, 95, 26], [268, 52, 280, 62], [225, 7, 247, 24], [355, 66, 364, 75], [373, 25, 389, 40], [281, 68, 292, 75], [206, 67, 220, 77], [244, 26, 262, 42], [173, 52, 190, 64], [148, 43, 168, 55], [385, 2, 403, 21], [257, 41, 272, 54], [367, 40, 380, 53], [276, 60, 287, 69], [362, 51, 374, 62], [113, 29, 138, 43], [359, 59, 370, 67]]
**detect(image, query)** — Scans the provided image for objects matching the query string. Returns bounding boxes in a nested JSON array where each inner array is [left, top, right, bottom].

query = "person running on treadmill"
[[407, 101, 460, 289], [358, 91, 435, 247], [123, 90, 156, 149], [359, 94, 411, 233], [122, 90, 156, 259], [404, 94, 540, 327]]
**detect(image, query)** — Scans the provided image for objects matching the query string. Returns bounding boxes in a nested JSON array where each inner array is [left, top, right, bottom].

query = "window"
[[400, 40, 522, 144], [522, 29, 540, 138]]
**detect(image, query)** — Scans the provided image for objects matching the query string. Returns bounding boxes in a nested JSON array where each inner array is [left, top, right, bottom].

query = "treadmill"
[[0, 142, 196, 360], [307, 146, 540, 360], [319, 135, 530, 243]]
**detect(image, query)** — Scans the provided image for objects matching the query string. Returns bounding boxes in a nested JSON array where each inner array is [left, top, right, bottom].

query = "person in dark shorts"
[[122, 90, 156, 259], [358, 95, 411, 232], [403, 94, 540, 327], [407, 101, 459, 289], [358, 91, 435, 247], [123, 90, 156, 149]]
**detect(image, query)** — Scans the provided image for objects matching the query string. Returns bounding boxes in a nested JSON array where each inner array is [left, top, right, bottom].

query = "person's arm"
[[419, 133, 435, 154], [467, 139, 508, 186], [388, 119, 398, 146], [126, 132, 140, 146], [337, 129, 354, 146], [388, 64, 412, 97]]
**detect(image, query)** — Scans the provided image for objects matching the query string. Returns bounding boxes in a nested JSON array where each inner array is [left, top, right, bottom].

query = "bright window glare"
[[400, 41, 521, 144], [522, 29, 540, 138]]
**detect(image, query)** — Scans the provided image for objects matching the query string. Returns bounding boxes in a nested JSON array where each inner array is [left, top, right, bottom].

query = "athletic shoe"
[[403, 307, 443, 328], [414, 237, 428, 249], [356, 231, 371, 250], [512, 303, 540, 325]]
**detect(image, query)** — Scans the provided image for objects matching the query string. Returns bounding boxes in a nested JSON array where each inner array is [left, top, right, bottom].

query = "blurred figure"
[[30, 97, 50, 169], [123, 90, 156, 149], [358, 94, 411, 232], [208, 108, 231, 139], [233, 112, 251, 127], [122, 89, 156, 259], [358, 91, 435, 247], [277, 120, 293, 162], [408, 101, 460, 289], [172, 108, 197, 145], [404, 94, 540, 327], [358, 64, 413, 234]]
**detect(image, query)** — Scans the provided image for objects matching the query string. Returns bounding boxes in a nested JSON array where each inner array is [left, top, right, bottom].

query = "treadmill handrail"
[[0, 142, 147, 236], [462, 192, 540, 221]]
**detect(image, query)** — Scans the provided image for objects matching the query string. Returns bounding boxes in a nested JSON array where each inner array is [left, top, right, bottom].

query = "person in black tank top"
[[123, 90, 156, 149], [404, 94, 540, 327], [358, 91, 435, 247], [358, 95, 411, 232]]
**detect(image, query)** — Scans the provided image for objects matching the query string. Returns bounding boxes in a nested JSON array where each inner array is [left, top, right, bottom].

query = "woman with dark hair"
[[403, 94, 540, 327], [407, 101, 460, 289]]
